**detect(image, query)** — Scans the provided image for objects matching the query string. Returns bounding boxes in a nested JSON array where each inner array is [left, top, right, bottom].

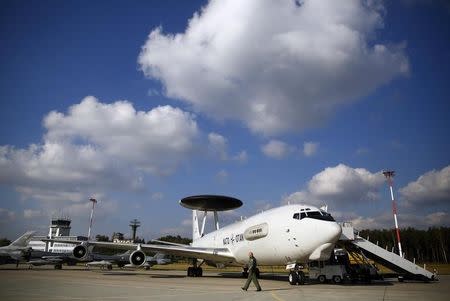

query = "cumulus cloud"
[[208, 133, 228, 160], [399, 165, 450, 208], [139, 0, 409, 135], [261, 139, 292, 159], [303, 141, 319, 157], [0, 96, 200, 205], [284, 164, 385, 207], [232, 150, 248, 163], [283, 164, 450, 229], [207, 132, 248, 162]]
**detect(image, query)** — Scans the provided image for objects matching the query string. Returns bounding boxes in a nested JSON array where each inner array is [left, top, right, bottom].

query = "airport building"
[[28, 217, 87, 253]]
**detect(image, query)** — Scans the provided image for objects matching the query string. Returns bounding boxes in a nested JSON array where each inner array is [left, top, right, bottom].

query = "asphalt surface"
[[0, 265, 448, 301]]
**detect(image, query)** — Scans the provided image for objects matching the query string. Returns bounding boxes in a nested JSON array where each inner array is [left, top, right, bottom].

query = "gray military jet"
[[0, 231, 36, 266]]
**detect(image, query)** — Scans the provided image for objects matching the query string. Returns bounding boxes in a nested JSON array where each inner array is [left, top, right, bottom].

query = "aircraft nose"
[[327, 222, 342, 242], [318, 221, 342, 243], [308, 221, 342, 261]]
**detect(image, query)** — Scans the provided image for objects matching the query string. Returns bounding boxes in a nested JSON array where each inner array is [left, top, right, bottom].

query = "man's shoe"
[[257, 289, 262, 291], [241, 287, 247, 291]]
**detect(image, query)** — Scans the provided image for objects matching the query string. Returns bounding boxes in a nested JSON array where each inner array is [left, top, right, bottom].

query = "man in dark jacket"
[[242, 251, 261, 291]]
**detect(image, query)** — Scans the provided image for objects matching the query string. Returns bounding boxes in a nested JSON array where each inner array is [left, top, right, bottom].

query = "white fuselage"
[[192, 205, 342, 266]]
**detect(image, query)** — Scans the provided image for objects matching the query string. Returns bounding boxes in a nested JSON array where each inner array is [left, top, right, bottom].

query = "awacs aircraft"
[[0, 231, 35, 266], [43, 195, 342, 285]]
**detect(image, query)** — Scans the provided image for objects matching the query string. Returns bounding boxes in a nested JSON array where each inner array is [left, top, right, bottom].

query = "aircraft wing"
[[95, 241, 234, 263], [40, 239, 234, 263]]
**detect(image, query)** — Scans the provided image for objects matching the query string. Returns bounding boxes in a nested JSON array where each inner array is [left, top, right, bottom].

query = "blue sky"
[[1, 0, 449, 240]]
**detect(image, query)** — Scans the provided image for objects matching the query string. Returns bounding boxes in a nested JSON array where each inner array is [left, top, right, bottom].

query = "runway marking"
[[271, 291, 285, 301]]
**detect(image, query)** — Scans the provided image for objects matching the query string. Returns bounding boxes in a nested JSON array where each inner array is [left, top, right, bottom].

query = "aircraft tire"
[[298, 271, 305, 284], [288, 271, 299, 285], [318, 275, 326, 283], [332, 275, 342, 284], [107, 265, 112, 270], [197, 267, 203, 277], [187, 267, 193, 277]]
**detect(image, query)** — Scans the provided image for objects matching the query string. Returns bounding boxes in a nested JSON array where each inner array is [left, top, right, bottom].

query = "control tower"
[[48, 217, 71, 238]]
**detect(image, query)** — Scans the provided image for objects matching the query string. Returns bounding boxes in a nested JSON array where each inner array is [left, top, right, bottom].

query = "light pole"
[[88, 198, 97, 241], [383, 171, 403, 257]]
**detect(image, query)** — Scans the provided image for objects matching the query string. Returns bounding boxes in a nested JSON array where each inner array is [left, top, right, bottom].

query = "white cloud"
[[207, 132, 247, 162], [284, 164, 385, 207], [261, 139, 292, 159], [232, 150, 248, 163], [23, 209, 43, 219], [0, 97, 200, 205], [303, 141, 319, 157], [139, 0, 409, 135], [399, 165, 450, 208], [283, 164, 450, 229], [208, 132, 228, 160]]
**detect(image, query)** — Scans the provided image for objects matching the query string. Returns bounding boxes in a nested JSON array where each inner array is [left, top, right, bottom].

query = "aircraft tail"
[[10, 231, 36, 247], [192, 210, 201, 241]]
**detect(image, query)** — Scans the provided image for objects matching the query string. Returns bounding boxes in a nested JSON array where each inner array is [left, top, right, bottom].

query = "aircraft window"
[[300, 212, 306, 219], [293, 213, 299, 219], [304, 211, 335, 221]]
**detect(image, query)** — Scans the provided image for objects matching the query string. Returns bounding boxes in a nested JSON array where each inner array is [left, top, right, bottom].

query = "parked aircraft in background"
[[26, 251, 79, 269], [43, 195, 342, 285], [0, 231, 35, 266]]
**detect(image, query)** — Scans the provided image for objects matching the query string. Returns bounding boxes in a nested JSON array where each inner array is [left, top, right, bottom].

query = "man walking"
[[242, 251, 262, 291]]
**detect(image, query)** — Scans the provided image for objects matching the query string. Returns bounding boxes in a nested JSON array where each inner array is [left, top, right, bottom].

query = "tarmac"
[[0, 265, 448, 301]]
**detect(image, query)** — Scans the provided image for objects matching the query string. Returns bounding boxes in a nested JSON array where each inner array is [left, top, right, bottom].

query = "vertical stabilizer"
[[10, 231, 36, 247], [192, 210, 201, 241]]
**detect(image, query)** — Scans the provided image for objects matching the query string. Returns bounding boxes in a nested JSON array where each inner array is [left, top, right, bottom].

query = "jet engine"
[[129, 250, 146, 266], [72, 244, 89, 260]]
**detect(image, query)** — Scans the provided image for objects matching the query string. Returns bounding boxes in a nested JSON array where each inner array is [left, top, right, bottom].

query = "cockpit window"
[[308, 211, 335, 221], [294, 210, 335, 221]]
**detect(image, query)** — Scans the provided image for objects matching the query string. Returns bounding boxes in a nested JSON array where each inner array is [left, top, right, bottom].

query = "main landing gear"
[[187, 259, 203, 277], [288, 264, 305, 285]]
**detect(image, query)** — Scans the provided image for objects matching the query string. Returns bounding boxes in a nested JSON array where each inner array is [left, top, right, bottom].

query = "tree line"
[[359, 227, 449, 263]]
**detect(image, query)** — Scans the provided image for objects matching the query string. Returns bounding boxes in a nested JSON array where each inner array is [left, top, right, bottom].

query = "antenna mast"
[[129, 219, 141, 242], [383, 171, 403, 257]]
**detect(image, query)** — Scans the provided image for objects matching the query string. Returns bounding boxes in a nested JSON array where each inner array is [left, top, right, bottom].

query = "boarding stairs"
[[339, 222, 436, 281]]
